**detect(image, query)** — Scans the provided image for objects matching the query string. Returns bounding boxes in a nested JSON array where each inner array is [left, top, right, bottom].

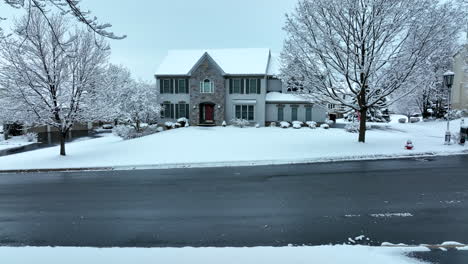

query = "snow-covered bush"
[[231, 119, 250, 128], [344, 123, 359, 133], [410, 117, 420, 123], [174, 122, 182, 128], [280, 121, 290, 128], [451, 109, 468, 119], [255, 123, 260, 128], [321, 124, 330, 129], [270, 122, 277, 127], [222, 121, 227, 127], [306, 121, 317, 128], [325, 119, 334, 126], [398, 118, 407, 124], [177, 118, 188, 127], [113, 125, 135, 140], [292, 121, 303, 129], [157, 127, 164, 132], [113, 125, 160, 140], [25, 132, 38, 142], [185, 122, 190, 127], [164, 122, 174, 129]]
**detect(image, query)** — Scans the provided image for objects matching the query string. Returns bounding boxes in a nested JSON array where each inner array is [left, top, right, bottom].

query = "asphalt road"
[[0, 155, 467, 250]]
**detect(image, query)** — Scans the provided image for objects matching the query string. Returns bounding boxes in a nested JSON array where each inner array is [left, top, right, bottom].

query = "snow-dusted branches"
[[91, 65, 162, 131], [281, 0, 465, 142], [2, 0, 126, 39], [0, 10, 110, 155]]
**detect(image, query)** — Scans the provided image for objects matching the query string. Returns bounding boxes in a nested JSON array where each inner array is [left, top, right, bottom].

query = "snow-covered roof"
[[155, 48, 272, 76], [265, 92, 310, 103], [267, 52, 281, 76]]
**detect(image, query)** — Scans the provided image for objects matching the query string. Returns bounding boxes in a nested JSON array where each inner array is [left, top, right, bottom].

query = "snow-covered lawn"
[[0, 245, 430, 264], [0, 135, 36, 151], [0, 117, 466, 171]]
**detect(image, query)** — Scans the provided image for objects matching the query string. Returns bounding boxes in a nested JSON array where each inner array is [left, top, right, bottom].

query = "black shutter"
[[245, 79, 250, 94], [241, 79, 245, 94], [175, 80, 179, 94], [229, 79, 233, 94], [185, 79, 189, 94], [160, 79, 163, 94], [170, 79, 174, 94], [170, 104, 175, 119], [175, 104, 180, 119], [185, 104, 189, 119], [257, 79, 261, 94]]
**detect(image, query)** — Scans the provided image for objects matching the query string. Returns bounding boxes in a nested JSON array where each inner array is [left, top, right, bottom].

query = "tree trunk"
[[136, 120, 140, 132], [60, 132, 66, 156], [358, 109, 367, 143]]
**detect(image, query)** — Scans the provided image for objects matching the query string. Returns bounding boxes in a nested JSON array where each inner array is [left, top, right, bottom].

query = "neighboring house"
[[154, 48, 326, 126], [452, 44, 468, 110]]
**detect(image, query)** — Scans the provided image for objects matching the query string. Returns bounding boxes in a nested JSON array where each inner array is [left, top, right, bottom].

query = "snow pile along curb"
[[0, 245, 431, 264]]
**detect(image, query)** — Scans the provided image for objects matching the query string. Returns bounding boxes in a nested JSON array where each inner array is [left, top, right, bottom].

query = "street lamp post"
[[443, 71, 455, 145]]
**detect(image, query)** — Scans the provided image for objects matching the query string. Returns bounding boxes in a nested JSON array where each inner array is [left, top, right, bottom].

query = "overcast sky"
[[85, 0, 297, 81], [1, 0, 297, 81]]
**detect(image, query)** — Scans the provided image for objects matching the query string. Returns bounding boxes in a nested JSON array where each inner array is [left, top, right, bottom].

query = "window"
[[200, 79, 214, 93], [291, 106, 298, 121], [305, 106, 312, 121], [249, 79, 257, 94], [277, 106, 284, 121], [233, 79, 241, 94], [176, 103, 189, 119], [162, 79, 172, 94], [328, 104, 336, 110], [247, 79, 260, 94], [177, 79, 187, 94], [235, 105, 254, 121], [162, 102, 173, 118]]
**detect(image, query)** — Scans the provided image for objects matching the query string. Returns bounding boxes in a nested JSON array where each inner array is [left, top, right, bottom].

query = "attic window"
[[200, 79, 214, 93]]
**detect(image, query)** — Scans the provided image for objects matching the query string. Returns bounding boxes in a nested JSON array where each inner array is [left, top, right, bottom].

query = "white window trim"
[[200, 79, 214, 93], [178, 79, 186, 93], [232, 79, 242, 94], [249, 79, 258, 94], [163, 79, 171, 93], [234, 104, 255, 121]]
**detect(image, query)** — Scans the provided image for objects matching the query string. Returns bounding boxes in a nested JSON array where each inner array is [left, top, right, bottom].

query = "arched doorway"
[[199, 102, 215, 125]]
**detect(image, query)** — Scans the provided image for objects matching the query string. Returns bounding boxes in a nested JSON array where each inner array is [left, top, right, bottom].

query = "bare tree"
[[2, 0, 125, 39], [0, 10, 109, 156], [281, 0, 464, 142]]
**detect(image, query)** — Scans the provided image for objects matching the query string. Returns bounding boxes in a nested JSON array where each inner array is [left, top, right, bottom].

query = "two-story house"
[[154, 48, 326, 126], [452, 44, 468, 110]]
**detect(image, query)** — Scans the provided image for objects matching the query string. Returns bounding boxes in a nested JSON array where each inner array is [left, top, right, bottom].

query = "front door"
[[204, 104, 214, 123]]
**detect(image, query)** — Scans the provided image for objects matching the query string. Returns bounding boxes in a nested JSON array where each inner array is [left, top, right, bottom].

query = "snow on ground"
[[0, 135, 36, 151], [0, 118, 466, 171], [0, 245, 430, 264]]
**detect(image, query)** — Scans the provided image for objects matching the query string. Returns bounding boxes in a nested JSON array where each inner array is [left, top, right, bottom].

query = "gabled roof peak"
[[155, 48, 272, 76]]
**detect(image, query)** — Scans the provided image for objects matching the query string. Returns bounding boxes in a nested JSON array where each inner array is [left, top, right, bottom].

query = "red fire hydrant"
[[405, 140, 414, 150]]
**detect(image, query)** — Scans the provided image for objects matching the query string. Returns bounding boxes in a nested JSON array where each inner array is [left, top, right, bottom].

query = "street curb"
[[0, 151, 467, 174], [0, 167, 113, 174]]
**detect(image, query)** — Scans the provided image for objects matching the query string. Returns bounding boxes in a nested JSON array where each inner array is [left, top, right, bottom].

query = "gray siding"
[[225, 78, 266, 126], [266, 103, 327, 123], [267, 79, 282, 92]]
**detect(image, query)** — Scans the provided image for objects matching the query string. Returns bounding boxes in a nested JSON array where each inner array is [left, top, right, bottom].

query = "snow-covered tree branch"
[[2, 0, 125, 39], [0, 10, 109, 156], [281, 0, 465, 142], [91, 64, 162, 132]]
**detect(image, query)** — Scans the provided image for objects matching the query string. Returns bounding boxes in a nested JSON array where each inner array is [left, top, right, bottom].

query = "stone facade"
[[189, 57, 226, 126]]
